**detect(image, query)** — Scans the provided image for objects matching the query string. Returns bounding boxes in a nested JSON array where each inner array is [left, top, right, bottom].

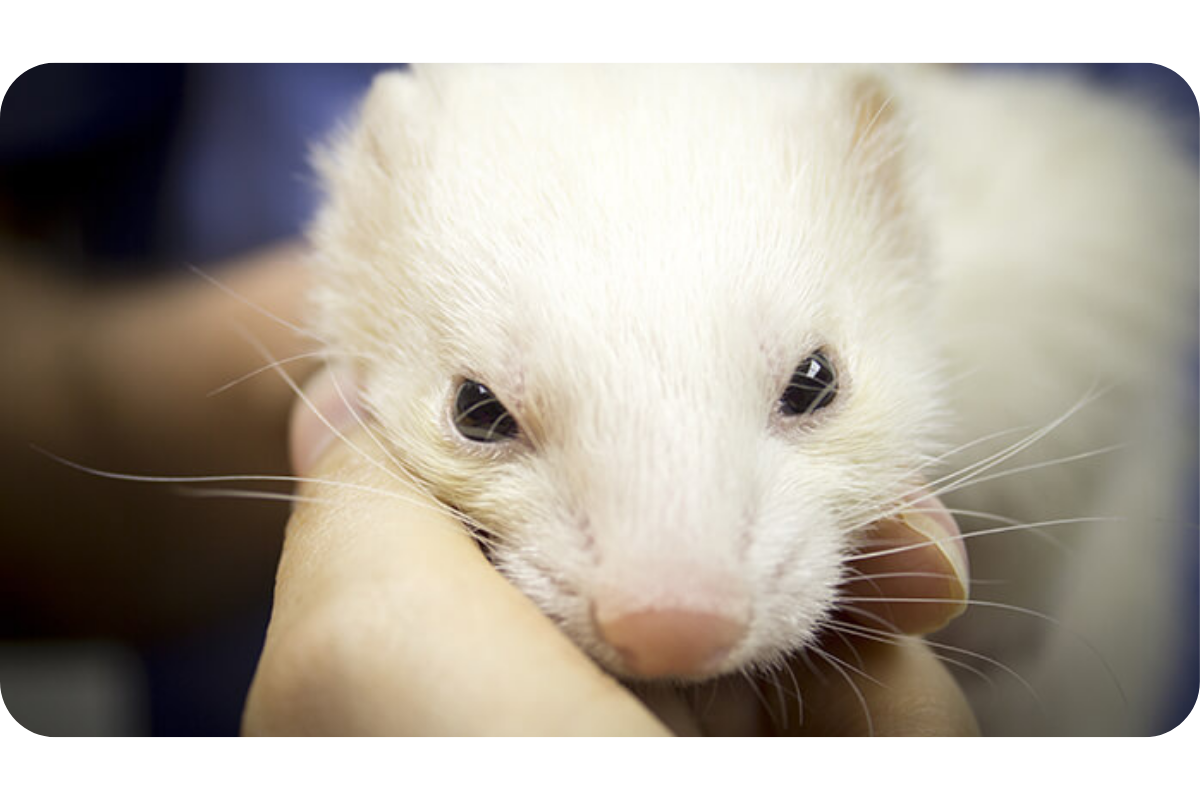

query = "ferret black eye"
[[454, 380, 520, 442], [780, 350, 838, 416]]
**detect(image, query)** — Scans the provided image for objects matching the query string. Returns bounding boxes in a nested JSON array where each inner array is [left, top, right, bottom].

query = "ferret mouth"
[[470, 528, 763, 683]]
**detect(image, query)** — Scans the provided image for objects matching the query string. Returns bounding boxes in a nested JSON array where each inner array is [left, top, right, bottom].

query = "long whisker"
[[736, 668, 780, 731], [809, 645, 876, 736], [186, 263, 323, 345], [323, 367, 481, 531], [206, 351, 355, 397], [840, 434, 1112, 537], [839, 570, 986, 586], [921, 387, 1110, 499], [30, 447, 404, 500], [820, 620, 996, 691], [836, 596, 1126, 710], [179, 487, 333, 505], [192, 262, 448, 518], [840, 422, 1047, 526], [836, 625, 988, 689], [938, 507, 1072, 557], [189, 277, 461, 523], [231, 332, 484, 530], [846, 515, 1119, 564], [936, 443, 1127, 498]]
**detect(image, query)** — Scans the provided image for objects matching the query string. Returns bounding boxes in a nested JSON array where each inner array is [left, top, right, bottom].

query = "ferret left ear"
[[845, 70, 916, 226]]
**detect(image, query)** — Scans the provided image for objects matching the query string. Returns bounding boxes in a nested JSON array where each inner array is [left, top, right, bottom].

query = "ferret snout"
[[592, 603, 749, 679]]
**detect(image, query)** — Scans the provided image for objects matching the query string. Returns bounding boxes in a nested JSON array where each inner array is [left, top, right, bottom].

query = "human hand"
[[243, 366, 978, 735], [1, 242, 316, 638]]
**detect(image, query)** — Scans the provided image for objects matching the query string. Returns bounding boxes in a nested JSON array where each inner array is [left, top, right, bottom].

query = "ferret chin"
[[308, 65, 1198, 735]]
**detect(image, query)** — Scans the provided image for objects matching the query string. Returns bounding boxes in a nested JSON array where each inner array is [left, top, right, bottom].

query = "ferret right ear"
[[309, 68, 441, 265]]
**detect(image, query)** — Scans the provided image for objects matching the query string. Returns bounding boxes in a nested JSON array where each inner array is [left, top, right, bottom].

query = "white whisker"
[[179, 487, 327, 504], [837, 596, 1126, 710], [846, 515, 1120, 564], [229, 332, 486, 531], [186, 263, 323, 344], [207, 351, 353, 397], [31, 445, 490, 546], [922, 387, 1110, 499], [822, 620, 995, 690], [809, 645, 876, 736], [937, 442, 1127, 497]]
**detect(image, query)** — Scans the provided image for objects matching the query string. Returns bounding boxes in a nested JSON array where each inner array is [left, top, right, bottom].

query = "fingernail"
[[289, 364, 364, 477], [897, 495, 970, 606]]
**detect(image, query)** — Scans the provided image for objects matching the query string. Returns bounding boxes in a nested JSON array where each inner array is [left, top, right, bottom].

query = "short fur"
[[308, 65, 1197, 735]]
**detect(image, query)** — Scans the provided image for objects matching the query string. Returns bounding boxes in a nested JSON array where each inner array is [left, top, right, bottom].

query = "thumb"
[[288, 364, 365, 478], [842, 494, 970, 636]]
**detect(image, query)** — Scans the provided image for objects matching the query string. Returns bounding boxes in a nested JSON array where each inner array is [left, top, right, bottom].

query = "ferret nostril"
[[592, 606, 747, 678]]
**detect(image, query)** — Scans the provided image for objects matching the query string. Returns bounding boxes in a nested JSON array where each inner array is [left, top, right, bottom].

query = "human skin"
[[243, 365, 979, 736]]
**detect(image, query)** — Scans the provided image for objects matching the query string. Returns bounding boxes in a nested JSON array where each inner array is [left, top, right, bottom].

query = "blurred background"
[[0, 64, 1195, 736], [0, 64, 394, 736]]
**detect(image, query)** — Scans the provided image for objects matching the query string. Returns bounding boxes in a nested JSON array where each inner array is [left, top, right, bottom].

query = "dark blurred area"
[[0, 64, 1194, 736], [0, 64, 392, 736], [0, 65, 184, 266], [0, 64, 393, 269]]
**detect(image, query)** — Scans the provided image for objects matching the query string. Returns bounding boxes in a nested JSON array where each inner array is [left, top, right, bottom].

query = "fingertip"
[[848, 494, 970, 635], [289, 364, 365, 477], [896, 494, 970, 601]]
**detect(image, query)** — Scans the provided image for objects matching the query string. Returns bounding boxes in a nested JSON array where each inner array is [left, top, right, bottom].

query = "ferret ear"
[[309, 68, 443, 276], [355, 67, 438, 173], [849, 71, 901, 149], [844, 69, 914, 225]]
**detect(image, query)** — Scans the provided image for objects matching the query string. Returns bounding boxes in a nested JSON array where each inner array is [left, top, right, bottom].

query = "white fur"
[[308, 65, 1197, 734]]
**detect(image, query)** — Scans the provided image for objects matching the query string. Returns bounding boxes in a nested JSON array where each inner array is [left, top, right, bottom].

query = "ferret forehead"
[[422, 204, 846, 377], [400, 66, 851, 224], [403, 101, 852, 293], [349, 66, 915, 379]]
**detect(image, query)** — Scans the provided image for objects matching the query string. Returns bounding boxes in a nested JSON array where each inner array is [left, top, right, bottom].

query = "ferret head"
[[309, 65, 945, 680]]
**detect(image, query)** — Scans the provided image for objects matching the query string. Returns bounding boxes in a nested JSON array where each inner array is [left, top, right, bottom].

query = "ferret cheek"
[[289, 364, 366, 477]]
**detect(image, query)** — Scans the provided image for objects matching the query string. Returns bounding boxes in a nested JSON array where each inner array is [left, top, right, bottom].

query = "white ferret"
[[306, 65, 1197, 735]]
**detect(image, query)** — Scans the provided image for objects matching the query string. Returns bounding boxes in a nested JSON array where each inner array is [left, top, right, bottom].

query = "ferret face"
[[310, 66, 945, 680]]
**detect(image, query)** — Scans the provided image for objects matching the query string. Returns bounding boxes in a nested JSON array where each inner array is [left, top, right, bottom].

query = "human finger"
[[840, 495, 970, 636]]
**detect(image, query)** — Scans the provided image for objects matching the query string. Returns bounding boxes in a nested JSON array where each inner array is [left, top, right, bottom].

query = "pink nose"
[[593, 606, 747, 678]]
